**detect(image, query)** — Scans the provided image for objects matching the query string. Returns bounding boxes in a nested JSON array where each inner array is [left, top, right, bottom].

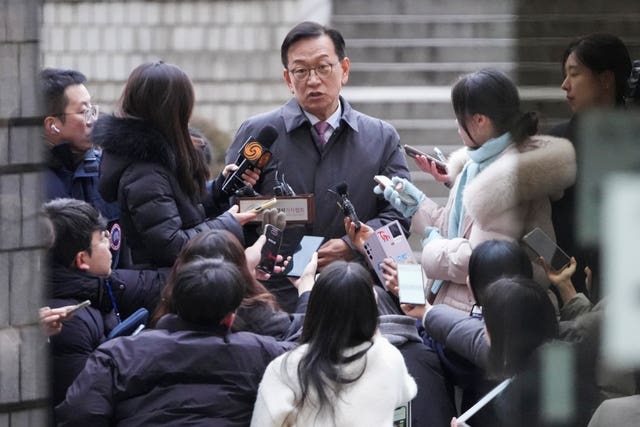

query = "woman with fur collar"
[[375, 69, 576, 312], [95, 62, 257, 269]]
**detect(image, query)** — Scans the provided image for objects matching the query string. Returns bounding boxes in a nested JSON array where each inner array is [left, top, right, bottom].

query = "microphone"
[[335, 182, 361, 231], [222, 126, 279, 195]]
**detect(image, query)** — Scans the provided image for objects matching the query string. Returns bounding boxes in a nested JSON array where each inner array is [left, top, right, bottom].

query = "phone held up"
[[257, 224, 283, 274], [397, 263, 426, 305], [403, 144, 447, 174], [522, 227, 571, 271]]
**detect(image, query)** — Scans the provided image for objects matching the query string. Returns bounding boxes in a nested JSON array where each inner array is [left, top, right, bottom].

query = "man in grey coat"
[[226, 21, 411, 310]]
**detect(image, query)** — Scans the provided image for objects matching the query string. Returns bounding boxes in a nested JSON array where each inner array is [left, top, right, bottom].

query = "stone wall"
[[41, 0, 331, 136], [0, 0, 50, 424]]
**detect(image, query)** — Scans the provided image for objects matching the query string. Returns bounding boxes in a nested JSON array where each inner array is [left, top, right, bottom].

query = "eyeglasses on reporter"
[[54, 104, 99, 124]]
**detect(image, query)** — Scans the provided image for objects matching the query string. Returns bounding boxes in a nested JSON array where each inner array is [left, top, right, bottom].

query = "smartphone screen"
[[257, 224, 283, 273], [522, 227, 571, 271], [286, 235, 324, 277], [397, 263, 426, 305]]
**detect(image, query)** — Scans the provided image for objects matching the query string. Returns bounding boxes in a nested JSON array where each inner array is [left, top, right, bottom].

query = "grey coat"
[[226, 97, 411, 246]]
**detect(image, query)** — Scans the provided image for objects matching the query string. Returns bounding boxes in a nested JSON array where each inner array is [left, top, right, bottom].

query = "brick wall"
[[41, 0, 331, 136], [0, 0, 50, 424]]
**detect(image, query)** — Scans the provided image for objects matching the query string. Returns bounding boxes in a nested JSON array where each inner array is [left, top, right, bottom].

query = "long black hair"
[[451, 68, 538, 145], [483, 276, 558, 379], [468, 239, 533, 307], [116, 61, 209, 197], [288, 261, 378, 422]]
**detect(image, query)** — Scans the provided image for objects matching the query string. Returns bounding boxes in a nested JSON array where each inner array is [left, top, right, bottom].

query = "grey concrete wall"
[[0, 0, 49, 424], [41, 0, 331, 135]]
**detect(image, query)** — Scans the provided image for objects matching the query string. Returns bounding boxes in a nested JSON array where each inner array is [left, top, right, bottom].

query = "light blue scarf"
[[447, 132, 513, 239], [430, 132, 513, 295]]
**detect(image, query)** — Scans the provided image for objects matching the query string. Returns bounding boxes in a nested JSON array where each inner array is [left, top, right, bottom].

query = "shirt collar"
[[282, 96, 359, 134], [302, 101, 342, 130]]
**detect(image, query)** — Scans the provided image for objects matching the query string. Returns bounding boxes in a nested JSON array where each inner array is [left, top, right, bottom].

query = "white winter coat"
[[412, 135, 576, 311]]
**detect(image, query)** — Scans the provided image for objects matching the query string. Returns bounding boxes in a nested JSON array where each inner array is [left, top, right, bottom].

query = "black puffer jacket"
[[94, 115, 242, 268], [56, 314, 294, 426], [48, 265, 123, 406]]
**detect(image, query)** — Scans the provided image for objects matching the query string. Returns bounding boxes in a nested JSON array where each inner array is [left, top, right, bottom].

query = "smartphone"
[[397, 263, 426, 305], [286, 235, 324, 277], [403, 144, 447, 174], [373, 175, 418, 206], [256, 224, 283, 273], [242, 197, 277, 214], [66, 300, 91, 315], [393, 402, 411, 427], [522, 227, 571, 271]]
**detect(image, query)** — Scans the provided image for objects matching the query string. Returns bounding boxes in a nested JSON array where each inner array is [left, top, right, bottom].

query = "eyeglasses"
[[55, 104, 99, 124], [288, 62, 337, 82]]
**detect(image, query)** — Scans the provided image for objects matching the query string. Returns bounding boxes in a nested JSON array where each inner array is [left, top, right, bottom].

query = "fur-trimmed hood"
[[93, 115, 177, 202], [92, 115, 176, 168], [447, 135, 576, 225]]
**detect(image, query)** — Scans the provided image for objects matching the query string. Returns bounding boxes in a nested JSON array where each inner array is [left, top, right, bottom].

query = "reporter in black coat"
[[44, 199, 165, 407], [56, 258, 292, 426], [95, 62, 251, 269]]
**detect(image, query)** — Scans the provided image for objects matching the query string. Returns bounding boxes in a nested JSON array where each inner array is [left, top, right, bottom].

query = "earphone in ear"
[[51, 124, 61, 133]]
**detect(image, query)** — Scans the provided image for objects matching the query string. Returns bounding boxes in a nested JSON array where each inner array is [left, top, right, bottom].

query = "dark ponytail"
[[452, 69, 538, 145], [511, 111, 539, 144]]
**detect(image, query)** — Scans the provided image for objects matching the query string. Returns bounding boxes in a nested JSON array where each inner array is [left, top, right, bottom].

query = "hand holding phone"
[[287, 235, 324, 277], [256, 224, 283, 274], [403, 144, 447, 174], [522, 227, 571, 271], [397, 264, 426, 305], [66, 300, 91, 316], [374, 175, 418, 206]]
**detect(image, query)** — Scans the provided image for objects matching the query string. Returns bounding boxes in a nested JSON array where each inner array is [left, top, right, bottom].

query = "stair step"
[[348, 62, 561, 86], [346, 37, 640, 64], [342, 86, 564, 102], [334, 14, 640, 39], [333, 1, 514, 15], [348, 100, 568, 120]]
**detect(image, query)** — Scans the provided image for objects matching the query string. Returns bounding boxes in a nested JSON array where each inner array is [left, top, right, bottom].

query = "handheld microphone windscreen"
[[256, 125, 278, 148], [240, 126, 279, 169], [336, 181, 349, 196], [335, 181, 360, 229]]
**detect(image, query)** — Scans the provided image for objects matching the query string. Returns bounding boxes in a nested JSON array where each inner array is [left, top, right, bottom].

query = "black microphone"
[[222, 126, 279, 195], [335, 182, 361, 231]]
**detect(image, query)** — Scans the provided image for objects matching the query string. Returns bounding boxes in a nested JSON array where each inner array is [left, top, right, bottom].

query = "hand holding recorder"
[[374, 175, 418, 206], [373, 176, 425, 218]]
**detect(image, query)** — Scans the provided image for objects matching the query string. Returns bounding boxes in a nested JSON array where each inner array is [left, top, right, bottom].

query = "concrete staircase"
[[332, 0, 640, 209]]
